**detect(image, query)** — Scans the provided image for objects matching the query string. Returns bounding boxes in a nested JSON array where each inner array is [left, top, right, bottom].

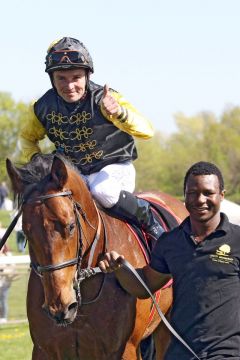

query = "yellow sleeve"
[[19, 103, 47, 162], [100, 91, 154, 139]]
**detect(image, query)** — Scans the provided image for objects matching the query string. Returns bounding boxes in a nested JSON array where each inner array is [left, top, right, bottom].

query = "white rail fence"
[[0, 255, 30, 265]]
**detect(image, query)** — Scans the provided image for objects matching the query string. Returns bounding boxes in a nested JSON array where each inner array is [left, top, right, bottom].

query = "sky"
[[1, 0, 240, 134]]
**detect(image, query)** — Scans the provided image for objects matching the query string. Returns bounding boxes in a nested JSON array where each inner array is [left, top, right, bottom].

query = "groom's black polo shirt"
[[150, 213, 240, 359]]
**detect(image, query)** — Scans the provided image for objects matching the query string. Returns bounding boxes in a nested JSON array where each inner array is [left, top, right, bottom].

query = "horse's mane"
[[14, 153, 83, 204]]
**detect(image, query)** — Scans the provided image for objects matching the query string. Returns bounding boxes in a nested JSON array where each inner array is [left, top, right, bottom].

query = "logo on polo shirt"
[[210, 244, 234, 264], [216, 244, 230, 256]]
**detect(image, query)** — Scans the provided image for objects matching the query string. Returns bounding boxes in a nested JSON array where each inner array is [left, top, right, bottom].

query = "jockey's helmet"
[[45, 37, 94, 74]]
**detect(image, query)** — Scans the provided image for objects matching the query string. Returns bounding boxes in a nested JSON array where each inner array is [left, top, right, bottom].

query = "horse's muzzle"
[[43, 301, 78, 326]]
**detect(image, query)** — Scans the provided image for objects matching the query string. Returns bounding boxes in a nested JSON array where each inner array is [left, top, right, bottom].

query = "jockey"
[[19, 37, 164, 241]]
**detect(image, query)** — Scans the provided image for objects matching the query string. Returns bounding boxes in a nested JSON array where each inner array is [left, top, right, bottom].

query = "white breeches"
[[84, 161, 136, 208]]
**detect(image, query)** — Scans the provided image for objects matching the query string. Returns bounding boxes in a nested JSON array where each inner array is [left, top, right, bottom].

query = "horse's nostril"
[[68, 302, 78, 312]]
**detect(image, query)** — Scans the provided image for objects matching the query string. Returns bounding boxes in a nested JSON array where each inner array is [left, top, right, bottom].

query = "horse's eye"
[[68, 222, 75, 235]]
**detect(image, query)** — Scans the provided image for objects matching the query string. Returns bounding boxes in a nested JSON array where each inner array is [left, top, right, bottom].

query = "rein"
[[118, 259, 200, 360], [0, 188, 198, 357]]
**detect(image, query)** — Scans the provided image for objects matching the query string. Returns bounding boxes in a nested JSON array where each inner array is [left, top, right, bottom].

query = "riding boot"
[[109, 190, 165, 244]]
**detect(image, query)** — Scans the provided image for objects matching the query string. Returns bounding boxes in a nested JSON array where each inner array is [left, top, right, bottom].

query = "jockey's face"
[[52, 68, 87, 103]]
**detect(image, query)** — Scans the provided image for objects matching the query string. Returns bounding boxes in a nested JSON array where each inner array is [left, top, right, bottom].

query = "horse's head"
[[6, 154, 97, 325]]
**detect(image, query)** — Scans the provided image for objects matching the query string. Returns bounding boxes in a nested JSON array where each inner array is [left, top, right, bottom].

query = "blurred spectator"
[[0, 182, 9, 209], [11, 210, 26, 253], [0, 223, 18, 324], [15, 215, 26, 253]]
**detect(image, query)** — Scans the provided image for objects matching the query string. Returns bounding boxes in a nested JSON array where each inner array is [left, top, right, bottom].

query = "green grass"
[[0, 275, 33, 359], [0, 209, 29, 320], [0, 209, 32, 358], [8, 270, 29, 320], [0, 210, 12, 227], [0, 322, 32, 359]]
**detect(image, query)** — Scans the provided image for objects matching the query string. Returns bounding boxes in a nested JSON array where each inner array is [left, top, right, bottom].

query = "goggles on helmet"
[[46, 50, 87, 67], [45, 37, 94, 73]]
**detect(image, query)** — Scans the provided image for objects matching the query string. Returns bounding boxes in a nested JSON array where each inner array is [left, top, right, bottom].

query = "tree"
[[0, 92, 54, 184], [135, 109, 240, 203], [135, 133, 166, 191], [0, 92, 29, 182], [2, 91, 240, 203]]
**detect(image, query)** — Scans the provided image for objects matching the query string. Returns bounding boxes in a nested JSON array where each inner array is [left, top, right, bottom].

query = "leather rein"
[[24, 190, 200, 359], [0, 189, 199, 359]]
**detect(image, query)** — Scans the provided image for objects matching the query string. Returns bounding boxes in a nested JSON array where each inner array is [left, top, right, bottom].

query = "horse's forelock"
[[17, 153, 83, 192]]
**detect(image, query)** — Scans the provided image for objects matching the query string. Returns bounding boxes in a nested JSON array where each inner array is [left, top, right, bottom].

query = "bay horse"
[[6, 154, 188, 360]]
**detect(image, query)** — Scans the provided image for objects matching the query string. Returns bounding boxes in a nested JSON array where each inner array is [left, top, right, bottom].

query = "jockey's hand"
[[101, 84, 121, 116], [98, 251, 124, 273]]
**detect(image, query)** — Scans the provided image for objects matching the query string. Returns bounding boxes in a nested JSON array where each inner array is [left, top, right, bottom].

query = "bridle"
[[26, 190, 83, 275], [34, 192, 198, 359], [0, 188, 200, 358], [20, 190, 106, 304]]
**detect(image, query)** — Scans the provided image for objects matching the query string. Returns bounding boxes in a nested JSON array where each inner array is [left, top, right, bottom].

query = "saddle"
[[129, 194, 180, 260]]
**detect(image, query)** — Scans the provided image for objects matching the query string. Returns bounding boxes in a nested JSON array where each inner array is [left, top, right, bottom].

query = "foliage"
[[1, 92, 240, 202], [1, 97, 240, 358], [0, 93, 26, 183], [135, 107, 240, 203], [0, 92, 54, 186], [135, 133, 166, 191]]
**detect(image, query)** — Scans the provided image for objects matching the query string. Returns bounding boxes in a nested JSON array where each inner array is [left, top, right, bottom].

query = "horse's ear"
[[51, 156, 68, 189], [6, 158, 24, 193]]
